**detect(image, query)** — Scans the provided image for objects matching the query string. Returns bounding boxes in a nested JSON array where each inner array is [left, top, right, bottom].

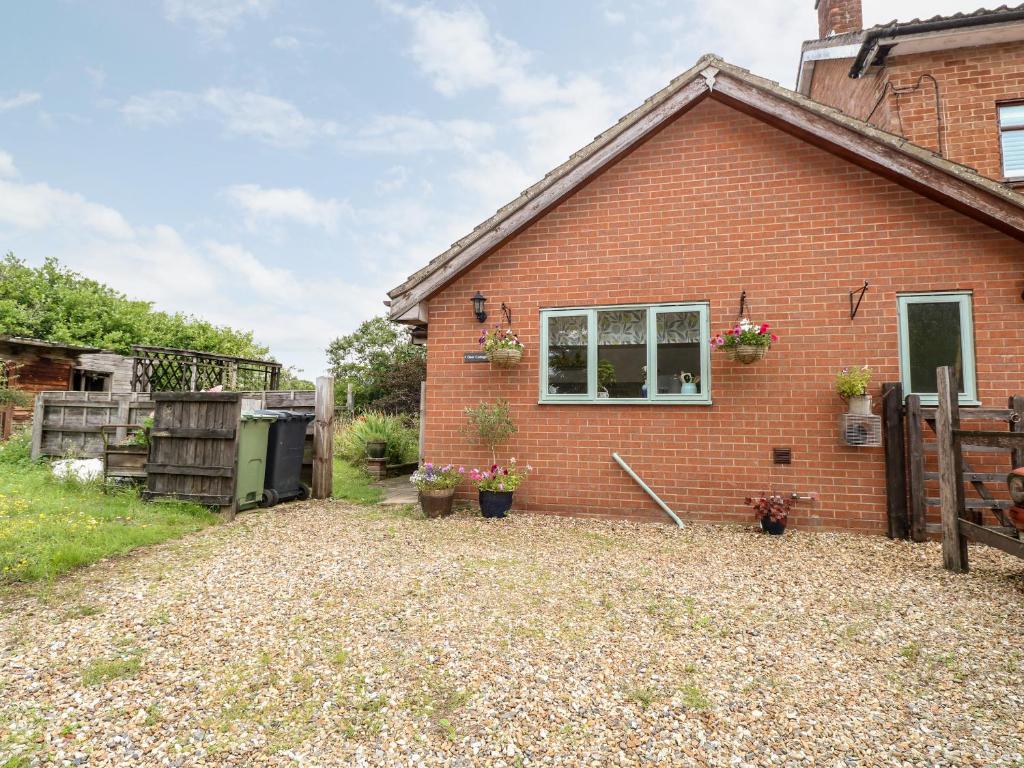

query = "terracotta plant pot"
[[725, 344, 768, 364], [486, 347, 523, 368], [419, 488, 456, 518], [479, 490, 514, 518], [760, 517, 787, 535], [365, 440, 387, 459]]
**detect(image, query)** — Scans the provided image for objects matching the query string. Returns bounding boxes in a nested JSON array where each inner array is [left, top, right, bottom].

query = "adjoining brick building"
[[387, 8, 1024, 533], [799, 0, 1024, 183]]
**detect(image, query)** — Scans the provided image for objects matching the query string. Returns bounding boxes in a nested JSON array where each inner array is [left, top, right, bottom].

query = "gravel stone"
[[1, 502, 1022, 766]]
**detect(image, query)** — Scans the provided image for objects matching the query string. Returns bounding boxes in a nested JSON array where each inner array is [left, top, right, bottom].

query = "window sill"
[[538, 398, 713, 406]]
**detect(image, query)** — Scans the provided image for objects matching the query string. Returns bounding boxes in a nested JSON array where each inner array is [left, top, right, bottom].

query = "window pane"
[[1000, 104, 1024, 128], [907, 301, 964, 394], [547, 315, 588, 395], [1002, 129, 1024, 176], [596, 309, 647, 398], [655, 311, 702, 395]]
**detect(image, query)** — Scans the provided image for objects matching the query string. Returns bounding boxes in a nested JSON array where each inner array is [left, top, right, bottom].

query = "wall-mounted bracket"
[[738, 289, 747, 319], [849, 281, 869, 320], [500, 302, 512, 327]]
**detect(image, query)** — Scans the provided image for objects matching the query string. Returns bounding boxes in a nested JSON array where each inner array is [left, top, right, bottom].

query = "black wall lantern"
[[471, 291, 487, 323]]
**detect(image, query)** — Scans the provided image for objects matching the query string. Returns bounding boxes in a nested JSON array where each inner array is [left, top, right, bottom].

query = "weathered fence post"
[[313, 376, 334, 499], [418, 380, 426, 462], [1010, 395, 1024, 469], [905, 394, 927, 542], [882, 383, 908, 539], [0, 404, 12, 442], [30, 394, 45, 460], [936, 366, 968, 572]]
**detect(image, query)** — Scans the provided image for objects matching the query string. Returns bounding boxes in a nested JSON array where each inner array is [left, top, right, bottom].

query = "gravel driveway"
[[1, 502, 1022, 767]]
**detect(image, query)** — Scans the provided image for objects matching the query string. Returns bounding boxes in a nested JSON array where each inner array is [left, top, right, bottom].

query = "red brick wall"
[[817, 0, 862, 38], [808, 42, 1024, 181], [421, 97, 1024, 534]]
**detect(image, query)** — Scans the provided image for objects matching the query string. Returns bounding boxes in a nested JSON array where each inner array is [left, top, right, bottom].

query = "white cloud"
[[0, 91, 41, 112], [121, 88, 336, 147], [0, 179, 133, 239], [603, 9, 626, 25], [163, 0, 276, 40], [0, 151, 17, 179], [271, 34, 301, 51], [342, 114, 494, 154], [223, 184, 351, 231]]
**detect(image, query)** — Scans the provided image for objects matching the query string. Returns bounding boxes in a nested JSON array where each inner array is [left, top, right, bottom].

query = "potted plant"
[[597, 360, 616, 398], [365, 432, 387, 459], [411, 462, 465, 518], [712, 318, 778, 364], [464, 399, 517, 464], [480, 325, 524, 368], [745, 494, 793, 535], [835, 366, 872, 415], [469, 459, 532, 518]]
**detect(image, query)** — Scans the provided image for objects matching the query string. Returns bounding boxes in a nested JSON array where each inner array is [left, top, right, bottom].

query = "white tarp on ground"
[[51, 458, 104, 482]]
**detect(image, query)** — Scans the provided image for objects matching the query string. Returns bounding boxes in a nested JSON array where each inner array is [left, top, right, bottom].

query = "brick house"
[[386, 7, 1024, 533]]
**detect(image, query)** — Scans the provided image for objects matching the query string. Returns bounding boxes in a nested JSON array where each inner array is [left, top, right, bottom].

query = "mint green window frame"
[[539, 302, 711, 404], [897, 292, 978, 406]]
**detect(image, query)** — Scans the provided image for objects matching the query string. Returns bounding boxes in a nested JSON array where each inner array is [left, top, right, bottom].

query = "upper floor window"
[[897, 292, 977, 405], [540, 303, 710, 404], [998, 103, 1024, 179]]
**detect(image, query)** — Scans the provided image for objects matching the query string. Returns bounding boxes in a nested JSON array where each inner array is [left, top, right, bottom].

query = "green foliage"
[[835, 366, 872, 399], [464, 400, 516, 462], [331, 459, 384, 504], [336, 412, 419, 466], [597, 360, 616, 390], [0, 254, 269, 358], [327, 316, 425, 414], [126, 417, 154, 447], [0, 362, 30, 407], [0, 444, 216, 584], [277, 367, 315, 391], [81, 652, 142, 686]]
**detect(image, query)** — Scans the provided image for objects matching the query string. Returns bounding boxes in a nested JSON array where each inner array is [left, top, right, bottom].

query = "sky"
[[0, 0, 997, 377]]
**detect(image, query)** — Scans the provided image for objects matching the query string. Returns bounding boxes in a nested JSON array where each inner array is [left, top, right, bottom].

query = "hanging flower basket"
[[480, 325, 524, 368], [713, 318, 777, 365], [486, 347, 523, 367], [724, 345, 767, 364]]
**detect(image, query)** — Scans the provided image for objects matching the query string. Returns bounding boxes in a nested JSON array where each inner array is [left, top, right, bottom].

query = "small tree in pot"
[[464, 399, 530, 517]]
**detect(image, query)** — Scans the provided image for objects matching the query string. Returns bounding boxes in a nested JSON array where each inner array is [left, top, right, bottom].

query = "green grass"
[[0, 431, 217, 585], [332, 459, 383, 504], [80, 651, 142, 686]]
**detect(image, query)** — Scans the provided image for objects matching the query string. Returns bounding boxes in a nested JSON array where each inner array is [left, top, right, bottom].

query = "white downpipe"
[[612, 452, 684, 528]]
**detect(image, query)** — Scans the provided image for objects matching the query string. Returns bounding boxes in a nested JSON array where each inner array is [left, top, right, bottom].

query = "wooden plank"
[[919, 407, 1015, 420], [145, 463, 234, 478], [881, 383, 908, 539], [30, 393, 45, 460], [952, 430, 1024, 450], [152, 392, 241, 403], [925, 498, 1012, 510], [936, 366, 968, 573], [312, 376, 334, 499], [924, 472, 1008, 483], [149, 427, 235, 439], [143, 491, 233, 505], [905, 394, 927, 543], [923, 442, 1007, 454], [1011, 396, 1024, 469], [959, 519, 1024, 559]]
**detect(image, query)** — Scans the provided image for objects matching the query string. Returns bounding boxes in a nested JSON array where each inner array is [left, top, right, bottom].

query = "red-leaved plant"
[[745, 494, 793, 523]]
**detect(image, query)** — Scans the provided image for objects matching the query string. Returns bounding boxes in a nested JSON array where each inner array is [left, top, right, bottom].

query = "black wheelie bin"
[[256, 410, 315, 506]]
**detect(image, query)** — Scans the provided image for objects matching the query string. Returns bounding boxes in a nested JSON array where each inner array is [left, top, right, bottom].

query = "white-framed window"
[[897, 292, 977, 405], [998, 103, 1024, 179], [540, 302, 710, 404]]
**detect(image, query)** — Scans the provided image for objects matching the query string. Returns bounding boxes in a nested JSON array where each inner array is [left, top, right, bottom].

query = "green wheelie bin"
[[236, 411, 277, 511]]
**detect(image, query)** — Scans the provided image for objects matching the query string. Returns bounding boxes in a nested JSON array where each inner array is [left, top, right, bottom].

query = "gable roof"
[[387, 54, 1024, 324]]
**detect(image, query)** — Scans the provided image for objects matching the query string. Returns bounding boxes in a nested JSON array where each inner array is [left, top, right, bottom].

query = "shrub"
[[336, 412, 418, 465], [464, 399, 516, 463], [0, 428, 31, 466], [835, 366, 872, 399]]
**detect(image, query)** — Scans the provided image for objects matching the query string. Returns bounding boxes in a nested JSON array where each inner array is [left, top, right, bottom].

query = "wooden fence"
[[0, 404, 14, 441], [29, 391, 155, 459]]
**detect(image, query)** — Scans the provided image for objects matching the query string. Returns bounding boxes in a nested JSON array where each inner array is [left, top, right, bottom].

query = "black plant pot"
[[365, 440, 387, 459], [760, 517, 787, 536], [479, 490, 514, 518]]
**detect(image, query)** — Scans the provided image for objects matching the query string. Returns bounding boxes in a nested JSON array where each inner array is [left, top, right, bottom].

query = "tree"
[[326, 316, 425, 414], [0, 253, 270, 359]]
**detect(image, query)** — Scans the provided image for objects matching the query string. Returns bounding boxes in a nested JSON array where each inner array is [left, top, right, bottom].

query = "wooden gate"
[[932, 366, 1024, 571], [904, 390, 1024, 542]]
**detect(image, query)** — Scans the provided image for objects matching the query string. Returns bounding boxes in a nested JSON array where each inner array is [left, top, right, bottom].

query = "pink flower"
[[770, 333, 779, 342], [760, 323, 768, 334]]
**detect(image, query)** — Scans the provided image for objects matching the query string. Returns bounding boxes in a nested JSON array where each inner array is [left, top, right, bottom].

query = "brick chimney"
[[816, 0, 863, 38]]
